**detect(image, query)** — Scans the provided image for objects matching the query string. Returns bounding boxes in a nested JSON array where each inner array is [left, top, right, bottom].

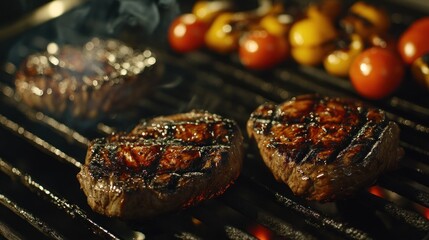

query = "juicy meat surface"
[[77, 110, 244, 218], [247, 95, 404, 201], [14, 38, 160, 120]]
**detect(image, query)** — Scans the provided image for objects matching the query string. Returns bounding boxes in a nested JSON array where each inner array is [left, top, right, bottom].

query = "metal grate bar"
[[220, 183, 326, 240], [167, 50, 429, 132], [401, 141, 429, 160], [159, 51, 429, 140], [0, 192, 64, 239], [187, 200, 268, 240], [0, 158, 120, 240], [0, 220, 23, 240], [0, 83, 90, 146], [378, 175, 429, 208], [240, 175, 373, 240], [359, 193, 429, 232], [397, 167, 429, 188], [0, 114, 82, 169]]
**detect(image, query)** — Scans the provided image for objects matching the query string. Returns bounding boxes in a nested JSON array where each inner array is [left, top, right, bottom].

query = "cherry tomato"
[[398, 17, 429, 65], [239, 30, 288, 70], [168, 14, 208, 53], [349, 47, 404, 100]]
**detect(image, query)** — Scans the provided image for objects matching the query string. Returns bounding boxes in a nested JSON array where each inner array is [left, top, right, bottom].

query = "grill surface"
[[1, 1, 429, 239]]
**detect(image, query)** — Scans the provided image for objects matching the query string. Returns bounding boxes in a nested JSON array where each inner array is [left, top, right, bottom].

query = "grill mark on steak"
[[248, 102, 276, 136], [249, 101, 313, 165], [338, 109, 389, 165], [304, 97, 361, 164], [323, 105, 368, 164], [77, 110, 244, 218], [87, 135, 232, 188], [289, 96, 318, 164], [131, 118, 237, 146], [247, 95, 404, 201], [251, 95, 376, 165]]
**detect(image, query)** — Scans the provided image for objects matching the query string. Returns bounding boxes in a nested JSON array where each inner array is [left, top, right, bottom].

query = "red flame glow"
[[368, 186, 384, 198], [424, 209, 429, 220], [191, 217, 202, 226], [248, 225, 272, 240]]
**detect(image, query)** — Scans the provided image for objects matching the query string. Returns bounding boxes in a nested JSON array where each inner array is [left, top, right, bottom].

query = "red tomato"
[[168, 14, 208, 53], [239, 30, 288, 70], [407, 17, 429, 31], [398, 17, 429, 64], [349, 47, 404, 100]]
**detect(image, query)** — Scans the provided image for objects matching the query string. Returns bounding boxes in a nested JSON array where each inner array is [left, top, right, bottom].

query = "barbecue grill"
[[1, 0, 429, 239]]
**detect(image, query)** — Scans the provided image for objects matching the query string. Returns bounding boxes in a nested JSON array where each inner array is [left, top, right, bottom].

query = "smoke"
[[56, 0, 180, 43], [7, 0, 180, 66]]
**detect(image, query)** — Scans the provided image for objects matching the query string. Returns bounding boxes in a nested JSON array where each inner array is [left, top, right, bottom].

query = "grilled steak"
[[247, 95, 404, 202], [77, 110, 244, 219], [15, 38, 160, 122]]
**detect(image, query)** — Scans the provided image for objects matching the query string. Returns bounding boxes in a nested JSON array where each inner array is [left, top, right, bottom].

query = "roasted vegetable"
[[349, 47, 404, 100], [259, 13, 293, 37], [192, 0, 232, 23], [411, 53, 429, 91], [398, 17, 429, 65], [324, 34, 364, 77], [239, 29, 289, 70], [204, 12, 246, 53], [289, 16, 337, 66], [168, 14, 209, 53], [341, 2, 390, 41]]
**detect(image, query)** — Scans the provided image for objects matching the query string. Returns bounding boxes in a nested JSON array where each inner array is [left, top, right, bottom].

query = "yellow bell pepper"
[[289, 17, 338, 66], [205, 12, 243, 54], [324, 34, 364, 77], [192, 1, 232, 23], [260, 13, 293, 37]]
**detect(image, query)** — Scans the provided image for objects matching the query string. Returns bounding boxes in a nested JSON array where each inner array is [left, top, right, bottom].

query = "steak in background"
[[247, 95, 404, 202], [14, 38, 161, 121], [77, 110, 244, 219]]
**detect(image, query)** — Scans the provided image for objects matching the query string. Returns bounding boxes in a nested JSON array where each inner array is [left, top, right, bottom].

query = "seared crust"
[[15, 38, 160, 120], [77, 110, 244, 218], [247, 95, 404, 201]]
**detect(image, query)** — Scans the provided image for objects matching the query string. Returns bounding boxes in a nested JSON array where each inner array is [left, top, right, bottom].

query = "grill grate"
[[1, 1, 429, 239]]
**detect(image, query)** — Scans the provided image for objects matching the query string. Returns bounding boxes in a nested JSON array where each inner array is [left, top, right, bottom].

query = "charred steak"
[[15, 38, 160, 120], [77, 110, 244, 218], [247, 95, 404, 202]]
